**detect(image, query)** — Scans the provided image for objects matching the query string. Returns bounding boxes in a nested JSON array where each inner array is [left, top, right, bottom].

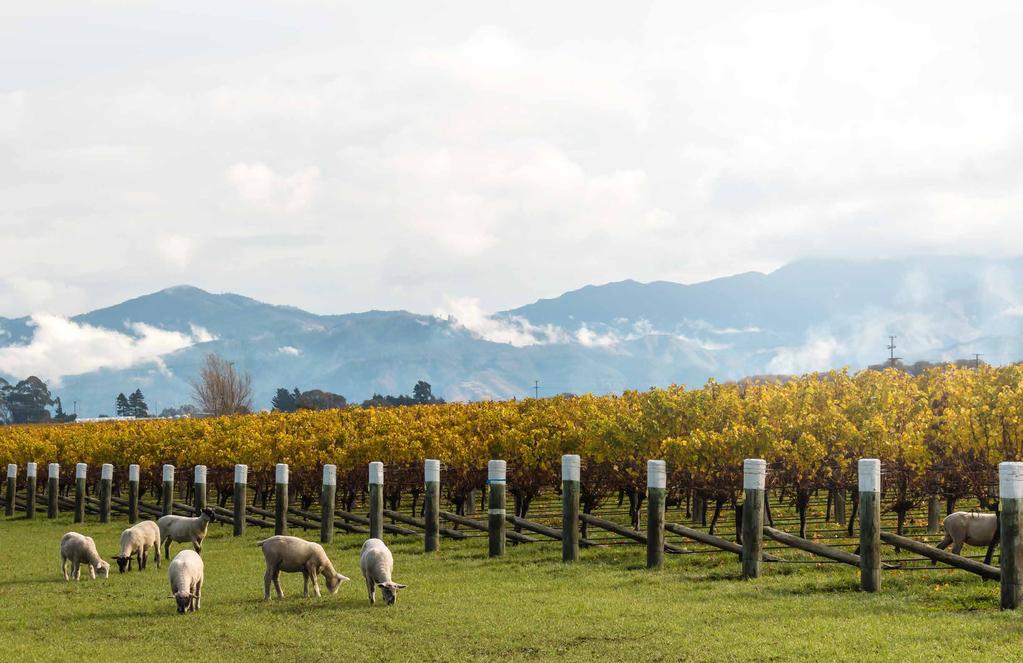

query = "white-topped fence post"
[[233, 464, 247, 537], [647, 460, 667, 569], [127, 464, 139, 523], [161, 464, 175, 517], [47, 463, 60, 519], [424, 460, 440, 552], [1000, 462, 1023, 609], [859, 458, 881, 592], [99, 463, 113, 523], [25, 462, 37, 519], [741, 459, 766, 579], [74, 463, 87, 523], [321, 464, 337, 544], [488, 460, 507, 558], [6, 464, 17, 517], [368, 461, 384, 540], [562, 454, 581, 562], [193, 465, 207, 513], [275, 463, 289, 536]]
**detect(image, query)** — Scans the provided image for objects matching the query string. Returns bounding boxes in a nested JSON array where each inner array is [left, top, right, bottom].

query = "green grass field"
[[1, 515, 1022, 662]]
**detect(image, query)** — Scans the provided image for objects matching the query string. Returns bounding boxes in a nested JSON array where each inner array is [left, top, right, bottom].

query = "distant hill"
[[2, 256, 1022, 416]]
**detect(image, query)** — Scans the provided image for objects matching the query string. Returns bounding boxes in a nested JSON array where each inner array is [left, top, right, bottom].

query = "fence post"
[[424, 459, 440, 552], [859, 458, 881, 592], [6, 464, 16, 517], [162, 464, 174, 517], [47, 463, 59, 518], [647, 459, 666, 569], [26, 462, 37, 519], [927, 494, 941, 534], [99, 464, 113, 523], [127, 464, 139, 523], [741, 458, 766, 579], [321, 464, 336, 544], [562, 454, 580, 562], [488, 460, 506, 558], [835, 487, 846, 526], [368, 461, 383, 539], [275, 463, 289, 536], [193, 465, 207, 513], [1000, 461, 1023, 609], [233, 464, 247, 537], [74, 463, 87, 523]]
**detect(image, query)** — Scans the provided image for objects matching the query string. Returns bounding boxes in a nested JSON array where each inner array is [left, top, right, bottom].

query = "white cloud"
[[226, 162, 320, 213], [435, 296, 567, 347], [277, 345, 301, 356], [157, 235, 195, 269], [0, 315, 206, 383]]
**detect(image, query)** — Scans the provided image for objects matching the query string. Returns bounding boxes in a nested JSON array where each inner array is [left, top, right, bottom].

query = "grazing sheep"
[[158, 507, 216, 557], [359, 538, 406, 605], [60, 532, 110, 581], [167, 549, 204, 613], [935, 511, 998, 558], [257, 535, 349, 600], [113, 520, 162, 573]]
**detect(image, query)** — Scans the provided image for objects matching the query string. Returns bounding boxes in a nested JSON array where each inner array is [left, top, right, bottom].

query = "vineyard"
[[1, 365, 1021, 528]]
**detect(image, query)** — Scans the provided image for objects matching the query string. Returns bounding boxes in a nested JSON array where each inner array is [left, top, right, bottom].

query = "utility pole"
[[974, 353, 983, 369], [534, 380, 540, 399], [887, 336, 901, 369]]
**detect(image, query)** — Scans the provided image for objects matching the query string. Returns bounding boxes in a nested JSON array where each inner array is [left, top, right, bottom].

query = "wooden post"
[[193, 465, 207, 512], [47, 463, 59, 519], [6, 464, 17, 517], [927, 494, 941, 534], [320, 464, 336, 544], [835, 487, 846, 526], [25, 462, 37, 519], [424, 459, 440, 552], [275, 463, 289, 536], [562, 454, 580, 562], [127, 464, 139, 523], [162, 464, 174, 517], [859, 458, 881, 593], [233, 464, 247, 537], [368, 461, 383, 540], [741, 458, 766, 579], [99, 463, 113, 523], [488, 460, 506, 558], [74, 463, 87, 523], [647, 459, 666, 569], [1000, 462, 1023, 609]]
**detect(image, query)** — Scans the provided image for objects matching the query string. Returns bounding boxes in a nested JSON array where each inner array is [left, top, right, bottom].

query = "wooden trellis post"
[[368, 461, 383, 540], [74, 463, 87, 523], [741, 458, 766, 579], [233, 464, 247, 537], [321, 464, 336, 544], [647, 459, 666, 569], [25, 463, 37, 519], [275, 463, 289, 536], [99, 463, 113, 523], [47, 463, 59, 518], [1000, 461, 1023, 609], [162, 464, 175, 517], [562, 454, 580, 562], [5, 464, 15, 517], [424, 459, 440, 553], [859, 458, 881, 593], [127, 464, 140, 523], [193, 465, 207, 512], [488, 460, 507, 558]]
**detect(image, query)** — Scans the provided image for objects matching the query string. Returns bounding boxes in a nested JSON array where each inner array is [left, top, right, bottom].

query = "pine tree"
[[115, 393, 130, 417], [128, 389, 149, 418]]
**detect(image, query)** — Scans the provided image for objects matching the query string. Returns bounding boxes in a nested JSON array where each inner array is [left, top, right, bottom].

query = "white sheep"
[[167, 549, 204, 613], [60, 532, 110, 581], [935, 511, 997, 557], [359, 538, 406, 605], [257, 535, 350, 600], [113, 520, 162, 573], [158, 507, 216, 557]]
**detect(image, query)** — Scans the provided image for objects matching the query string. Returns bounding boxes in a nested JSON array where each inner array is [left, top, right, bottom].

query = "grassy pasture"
[[1, 515, 1022, 662]]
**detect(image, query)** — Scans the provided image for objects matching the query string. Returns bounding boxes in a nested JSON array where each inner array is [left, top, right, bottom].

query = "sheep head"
[[377, 581, 407, 605]]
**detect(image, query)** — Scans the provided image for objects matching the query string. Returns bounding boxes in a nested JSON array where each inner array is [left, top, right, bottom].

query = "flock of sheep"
[[58, 507, 406, 613]]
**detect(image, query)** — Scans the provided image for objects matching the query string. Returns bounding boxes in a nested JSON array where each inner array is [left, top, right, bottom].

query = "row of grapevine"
[[2, 365, 1022, 525]]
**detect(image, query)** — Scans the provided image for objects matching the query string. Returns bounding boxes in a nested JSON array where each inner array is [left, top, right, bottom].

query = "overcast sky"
[[2, 1, 1022, 319]]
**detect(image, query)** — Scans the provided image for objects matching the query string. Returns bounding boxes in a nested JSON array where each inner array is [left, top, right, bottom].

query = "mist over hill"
[[1, 256, 1020, 417]]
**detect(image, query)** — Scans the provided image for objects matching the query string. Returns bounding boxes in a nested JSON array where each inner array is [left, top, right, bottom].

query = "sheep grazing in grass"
[[167, 549, 204, 614], [158, 507, 216, 558], [60, 532, 110, 581], [257, 535, 350, 600], [360, 538, 406, 605], [935, 511, 998, 560], [113, 520, 161, 573]]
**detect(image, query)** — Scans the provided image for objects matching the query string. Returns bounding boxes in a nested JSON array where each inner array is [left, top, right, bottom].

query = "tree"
[[272, 388, 300, 412], [190, 353, 253, 416], [413, 380, 437, 404], [115, 393, 130, 417], [52, 397, 76, 423], [0, 377, 10, 423], [128, 389, 149, 418], [159, 404, 198, 418], [295, 389, 347, 411], [361, 381, 445, 408], [4, 376, 54, 423]]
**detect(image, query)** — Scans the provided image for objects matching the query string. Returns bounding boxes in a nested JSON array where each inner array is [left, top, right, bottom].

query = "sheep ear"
[[393, 583, 407, 589]]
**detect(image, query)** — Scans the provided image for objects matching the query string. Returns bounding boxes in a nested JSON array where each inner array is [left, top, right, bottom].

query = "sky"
[[3, 1, 1023, 320]]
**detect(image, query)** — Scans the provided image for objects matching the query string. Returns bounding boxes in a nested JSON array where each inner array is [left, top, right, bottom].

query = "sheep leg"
[[72, 561, 81, 581], [303, 570, 309, 598], [366, 576, 376, 605], [273, 570, 284, 599], [932, 533, 954, 565], [193, 579, 202, 612], [140, 550, 146, 571], [154, 542, 161, 569], [310, 565, 321, 598], [952, 540, 965, 556], [263, 568, 273, 601], [61, 555, 69, 581], [89, 564, 96, 580], [192, 537, 201, 554], [163, 538, 172, 559]]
